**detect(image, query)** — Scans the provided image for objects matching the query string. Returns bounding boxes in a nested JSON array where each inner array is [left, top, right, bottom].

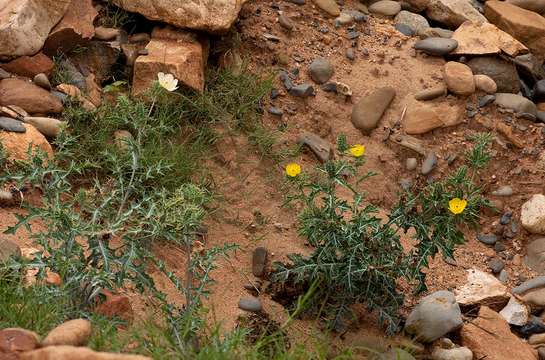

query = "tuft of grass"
[[465, 132, 493, 169], [97, 3, 132, 28]]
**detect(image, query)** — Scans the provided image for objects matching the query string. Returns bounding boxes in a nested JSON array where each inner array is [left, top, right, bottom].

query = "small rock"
[[308, 57, 334, 84], [454, 268, 509, 310], [268, 107, 283, 116], [488, 258, 505, 274], [405, 290, 463, 343], [298, 132, 333, 162], [0, 237, 21, 263], [369, 0, 402, 16], [426, 0, 487, 28], [238, 297, 262, 312], [431, 346, 473, 360], [534, 80, 545, 102], [406, 157, 418, 170], [94, 26, 120, 41], [498, 269, 508, 283], [521, 194, 545, 234], [525, 238, 545, 273], [530, 333, 545, 346], [500, 211, 512, 225], [252, 247, 268, 277], [314, 0, 340, 16], [421, 152, 437, 175], [0, 78, 63, 114], [443, 61, 475, 96], [346, 48, 355, 60], [478, 95, 496, 108], [278, 14, 295, 31], [23, 117, 63, 138], [474, 74, 497, 94], [289, 83, 314, 97], [495, 93, 537, 116], [351, 87, 396, 134], [33, 73, 51, 90], [492, 186, 513, 196], [520, 316, 545, 337], [394, 10, 429, 33], [414, 86, 446, 100], [414, 38, 458, 56], [42, 319, 92, 347], [0, 117, 26, 133], [0, 328, 40, 353]]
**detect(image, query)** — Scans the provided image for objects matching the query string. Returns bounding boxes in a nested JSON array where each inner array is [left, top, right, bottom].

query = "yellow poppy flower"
[[157, 72, 179, 92], [448, 198, 467, 215], [285, 163, 301, 177], [349, 144, 365, 157]]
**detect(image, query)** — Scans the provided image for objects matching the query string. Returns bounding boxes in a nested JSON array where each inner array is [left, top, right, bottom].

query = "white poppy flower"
[[157, 72, 179, 92]]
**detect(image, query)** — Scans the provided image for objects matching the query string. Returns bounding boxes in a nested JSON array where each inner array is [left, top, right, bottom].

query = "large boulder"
[[460, 306, 537, 360], [426, 0, 487, 29], [132, 27, 208, 96], [506, 0, 545, 14], [43, 0, 98, 56], [0, 0, 71, 59], [112, 0, 247, 34], [485, 1, 545, 60], [451, 21, 528, 57], [0, 78, 63, 114]]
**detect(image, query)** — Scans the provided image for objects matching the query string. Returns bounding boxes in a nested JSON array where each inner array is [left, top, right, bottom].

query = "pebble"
[[406, 157, 418, 170], [488, 258, 505, 274], [252, 247, 268, 277], [498, 269, 508, 283], [0, 117, 26, 133], [492, 185, 513, 196], [279, 71, 293, 90], [288, 0, 305, 4], [270, 88, 279, 99], [400, 178, 412, 191], [309, 57, 334, 84], [478, 94, 496, 108], [494, 241, 506, 252], [238, 297, 262, 312], [278, 14, 295, 31], [289, 83, 314, 97], [268, 107, 283, 116], [368, 0, 402, 16], [414, 38, 458, 56], [520, 316, 545, 337], [346, 48, 355, 60], [33, 73, 51, 90], [500, 211, 512, 225], [298, 132, 333, 162], [351, 87, 396, 134], [347, 30, 360, 39], [421, 152, 437, 175], [415, 86, 446, 101], [477, 233, 498, 245]]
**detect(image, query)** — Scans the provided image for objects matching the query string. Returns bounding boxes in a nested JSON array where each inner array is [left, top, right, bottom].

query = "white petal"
[[157, 72, 166, 81]]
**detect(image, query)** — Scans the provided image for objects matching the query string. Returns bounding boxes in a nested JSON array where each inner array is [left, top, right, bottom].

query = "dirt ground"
[[2, 0, 545, 354]]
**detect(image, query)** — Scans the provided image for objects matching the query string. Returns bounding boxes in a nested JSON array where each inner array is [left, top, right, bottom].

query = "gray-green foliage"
[[273, 135, 492, 334]]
